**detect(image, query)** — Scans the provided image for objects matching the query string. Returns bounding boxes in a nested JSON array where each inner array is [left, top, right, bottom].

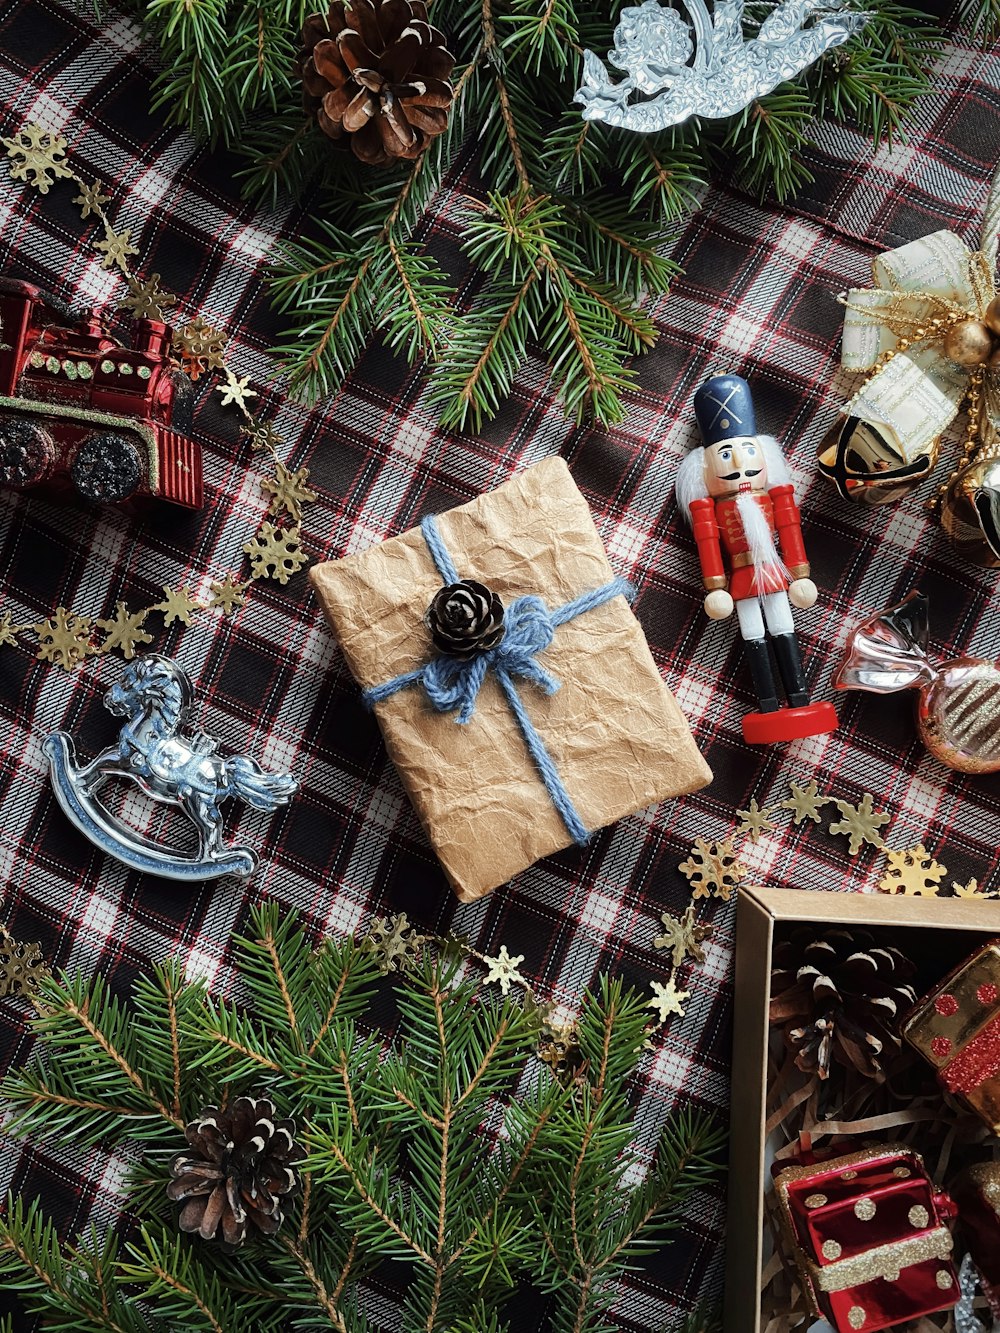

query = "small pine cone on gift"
[[769, 927, 917, 1081], [298, 0, 455, 166], [167, 1096, 304, 1247], [425, 580, 505, 659]]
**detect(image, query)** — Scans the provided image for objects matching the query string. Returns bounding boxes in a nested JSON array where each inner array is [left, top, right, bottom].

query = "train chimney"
[[132, 319, 169, 358]]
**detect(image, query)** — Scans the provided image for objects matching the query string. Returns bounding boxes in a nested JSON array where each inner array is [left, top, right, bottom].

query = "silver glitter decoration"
[[955, 1253, 1000, 1333], [575, 0, 868, 131]]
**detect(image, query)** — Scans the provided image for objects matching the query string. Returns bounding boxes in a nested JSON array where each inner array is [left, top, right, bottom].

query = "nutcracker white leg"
[[735, 598, 780, 713], [761, 591, 810, 707]]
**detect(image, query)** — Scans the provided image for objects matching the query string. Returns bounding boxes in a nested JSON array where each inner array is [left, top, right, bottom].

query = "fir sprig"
[[125, 0, 947, 427], [0, 905, 724, 1331]]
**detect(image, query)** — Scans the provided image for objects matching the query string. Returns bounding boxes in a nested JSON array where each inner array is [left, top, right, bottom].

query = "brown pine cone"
[[298, 0, 455, 166], [769, 928, 917, 1081], [425, 580, 505, 658], [167, 1097, 304, 1247]]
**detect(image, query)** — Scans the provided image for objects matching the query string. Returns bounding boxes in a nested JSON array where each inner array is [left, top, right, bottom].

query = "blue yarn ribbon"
[[363, 514, 634, 847]]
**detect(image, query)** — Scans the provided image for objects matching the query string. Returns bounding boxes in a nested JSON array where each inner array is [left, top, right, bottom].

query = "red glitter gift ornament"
[[902, 939, 1000, 1134], [772, 1146, 959, 1332]]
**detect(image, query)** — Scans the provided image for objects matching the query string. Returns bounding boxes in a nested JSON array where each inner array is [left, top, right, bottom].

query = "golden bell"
[[943, 318, 994, 367], [940, 451, 1000, 567], [985, 294, 1000, 336]]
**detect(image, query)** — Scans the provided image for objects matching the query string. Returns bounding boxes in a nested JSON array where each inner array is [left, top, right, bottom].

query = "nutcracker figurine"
[[677, 373, 838, 744]]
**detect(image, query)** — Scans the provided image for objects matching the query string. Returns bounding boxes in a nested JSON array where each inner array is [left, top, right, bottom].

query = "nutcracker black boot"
[[743, 638, 780, 712], [773, 633, 810, 708]]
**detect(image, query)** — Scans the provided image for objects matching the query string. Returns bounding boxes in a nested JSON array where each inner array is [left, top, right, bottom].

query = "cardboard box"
[[726, 885, 1000, 1333]]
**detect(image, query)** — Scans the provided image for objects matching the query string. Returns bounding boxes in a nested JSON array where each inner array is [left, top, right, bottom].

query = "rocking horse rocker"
[[44, 655, 298, 881]]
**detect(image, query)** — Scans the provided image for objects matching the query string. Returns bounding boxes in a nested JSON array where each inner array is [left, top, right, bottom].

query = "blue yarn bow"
[[363, 514, 634, 847]]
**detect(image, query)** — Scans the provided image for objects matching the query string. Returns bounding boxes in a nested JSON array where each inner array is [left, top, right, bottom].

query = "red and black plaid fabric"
[[0, 3, 999, 1328]]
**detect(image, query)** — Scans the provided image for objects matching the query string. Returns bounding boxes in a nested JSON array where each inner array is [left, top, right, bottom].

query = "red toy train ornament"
[[0, 277, 203, 510]]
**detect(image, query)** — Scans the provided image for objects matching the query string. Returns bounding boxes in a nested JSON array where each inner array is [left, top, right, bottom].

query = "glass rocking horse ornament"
[[676, 373, 838, 744], [44, 655, 298, 881], [574, 0, 867, 131]]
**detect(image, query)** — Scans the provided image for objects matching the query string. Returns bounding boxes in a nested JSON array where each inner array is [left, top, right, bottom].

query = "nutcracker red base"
[[742, 700, 839, 745]]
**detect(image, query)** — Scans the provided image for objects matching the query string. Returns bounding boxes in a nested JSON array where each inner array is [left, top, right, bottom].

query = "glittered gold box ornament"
[[903, 938, 1000, 1134], [310, 458, 712, 901], [773, 1146, 959, 1332]]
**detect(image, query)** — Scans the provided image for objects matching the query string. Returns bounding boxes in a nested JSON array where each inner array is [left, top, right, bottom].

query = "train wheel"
[[71, 431, 141, 503], [0, 416, 54, 488]]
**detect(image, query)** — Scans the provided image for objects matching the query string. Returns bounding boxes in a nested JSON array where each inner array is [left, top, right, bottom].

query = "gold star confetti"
[[208, 577, 249, 615], [243, 522, 308, 584], [653, 904, 712, 970], [95, 225, 140, 273], [0, 613, 20, 648], [879, 845, 948, 896], [155, 585, 202, 627], [72, 178, 110, 220], [120, 273, 176, 321], [3, 124, 73, 194], [216, 369, 258, 411], [679, 838, 748, 902], [261, 461, 317, 524], [95, 603, 153, 660], [174, 317, 226, 381], [483, 945, 527, 995], [736, 797, 777, 844], [828, 794, 891, 855], [781, 779, 829, 826], [647, 978, 690, 1025], [34, 608, 94, 670], [241, 419, 283, 453]]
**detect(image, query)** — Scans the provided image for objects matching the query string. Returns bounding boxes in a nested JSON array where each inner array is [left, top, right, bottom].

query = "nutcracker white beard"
[[735, 489, 790, 592]]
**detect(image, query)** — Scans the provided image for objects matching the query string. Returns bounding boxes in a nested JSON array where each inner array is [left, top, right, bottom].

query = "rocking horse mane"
[[120, 656, 189, 734]]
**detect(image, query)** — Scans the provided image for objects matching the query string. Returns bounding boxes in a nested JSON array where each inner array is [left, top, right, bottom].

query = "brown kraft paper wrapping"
[[309, 457, 713, 901]]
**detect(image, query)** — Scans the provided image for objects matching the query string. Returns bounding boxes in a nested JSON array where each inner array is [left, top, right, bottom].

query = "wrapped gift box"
[[725, 886, 1000, 1333], [773, 1145, 957, 1332], [310, 458, 712, 901], [902, 938, 1000, 1134]]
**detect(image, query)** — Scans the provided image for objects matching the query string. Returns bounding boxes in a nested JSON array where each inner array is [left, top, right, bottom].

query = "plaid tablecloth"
[[0, 2, 998, 1328]]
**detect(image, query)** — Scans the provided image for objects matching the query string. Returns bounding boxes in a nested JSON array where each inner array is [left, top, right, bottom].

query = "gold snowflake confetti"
[[537, 1017, 583, 1082], [879, 845, 949, 897], [241, 420, 283, 453], [95, 225, 140, 273], [261, 461, 318, 524], [736, 798, 777, 844], [96, 603, 152, 660], [155, 585, 202, 627], [72, 178, 110, 220], [653, 904, 712, 970], [0, 927, 49, 999], [0, 613, 20, 648], [781, 779, 829, 826], [679, 838, 747, 902], [364, 913, 425, 974], [216, 369, 258, 411], [120, 273, 176, 321], [3, 124, 73, 194], [243, 522, 308, 584], [34, 608, 94, 670], [208, 577, 249, 615], [483, 945, 527, 995], [828, 794, 891, 855], [951, 878, 998, 900], [647, 978, 690, 1026], [173, 318, 226, 381]]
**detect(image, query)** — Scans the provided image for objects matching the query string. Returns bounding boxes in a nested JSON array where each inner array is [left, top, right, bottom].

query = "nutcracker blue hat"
[[693, 373, 757, 446]]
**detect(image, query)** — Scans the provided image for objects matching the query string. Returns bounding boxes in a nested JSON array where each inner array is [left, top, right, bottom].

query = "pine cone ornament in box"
[[167, 1097, 304, 1246], [770, 928, 918, 1081], [298, 0, 455, 166], [425, 579, 505, 659]]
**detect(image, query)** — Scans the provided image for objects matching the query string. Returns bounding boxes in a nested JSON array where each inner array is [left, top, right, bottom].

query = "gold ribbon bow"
[[823, 164, 1000, 525]]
